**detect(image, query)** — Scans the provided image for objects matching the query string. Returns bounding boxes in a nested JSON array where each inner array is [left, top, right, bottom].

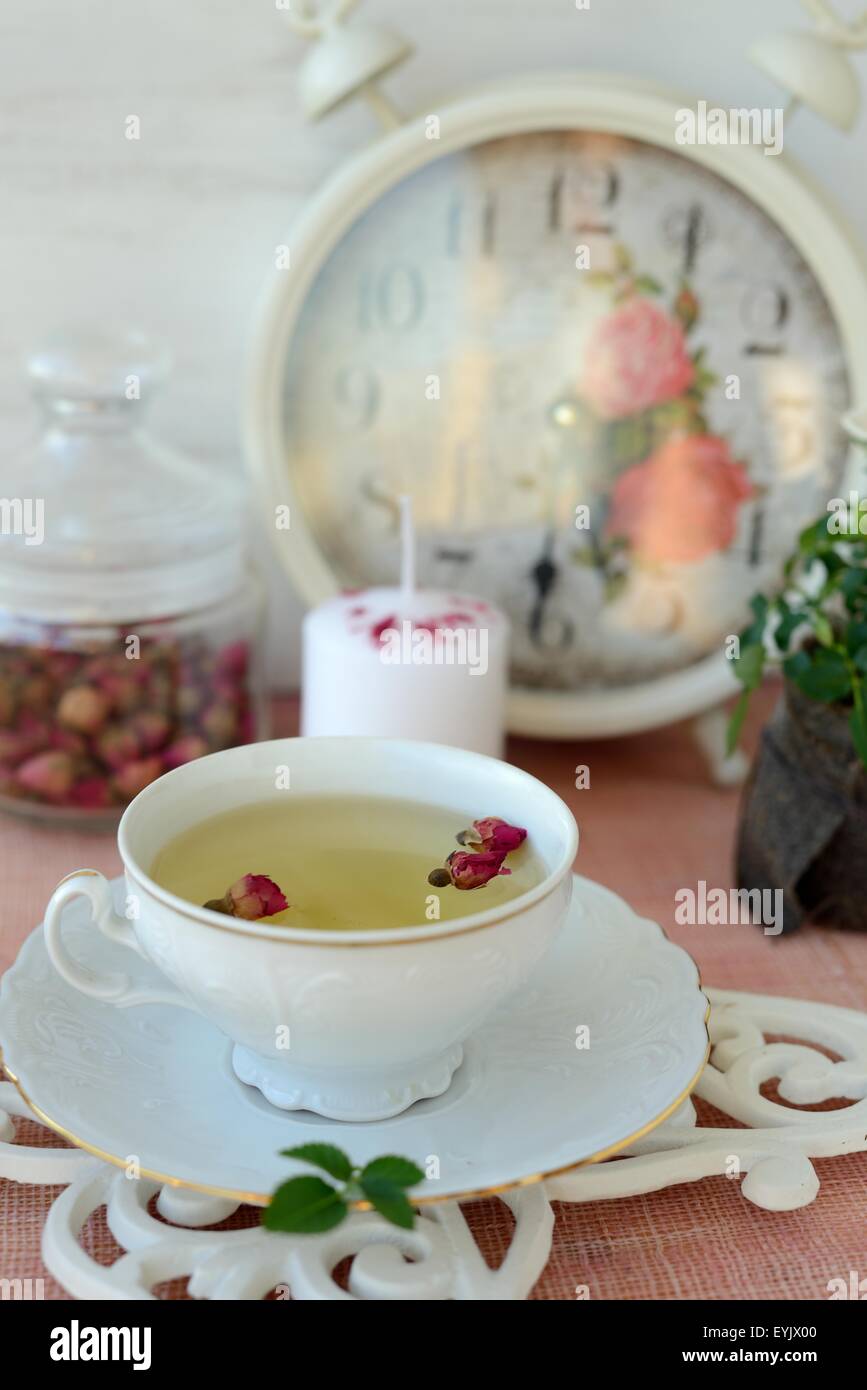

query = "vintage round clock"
[[247, 0, 867, 742]]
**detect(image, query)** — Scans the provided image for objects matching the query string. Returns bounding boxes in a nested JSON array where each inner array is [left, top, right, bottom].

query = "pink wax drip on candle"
[[342, 497, 490, 644]]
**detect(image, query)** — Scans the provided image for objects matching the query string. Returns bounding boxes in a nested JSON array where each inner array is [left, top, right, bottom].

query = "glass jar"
[[0, 330, 267, 827]]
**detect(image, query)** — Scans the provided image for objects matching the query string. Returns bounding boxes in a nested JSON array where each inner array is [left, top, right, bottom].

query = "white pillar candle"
[[301, 502, 509, 757]]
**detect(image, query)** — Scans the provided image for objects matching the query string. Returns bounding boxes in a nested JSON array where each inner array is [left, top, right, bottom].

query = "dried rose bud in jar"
[[0, 329, 267, 826]]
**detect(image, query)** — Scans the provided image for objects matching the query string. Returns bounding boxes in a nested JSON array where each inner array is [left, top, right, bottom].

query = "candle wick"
[[399, 494, 415, 604]]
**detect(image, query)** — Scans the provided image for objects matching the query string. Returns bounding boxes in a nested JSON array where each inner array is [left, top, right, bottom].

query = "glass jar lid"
[[0, 329, 245, 624]]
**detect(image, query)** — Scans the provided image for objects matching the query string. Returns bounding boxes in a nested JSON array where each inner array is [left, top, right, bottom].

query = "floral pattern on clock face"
[[281, 130, 850, 691]]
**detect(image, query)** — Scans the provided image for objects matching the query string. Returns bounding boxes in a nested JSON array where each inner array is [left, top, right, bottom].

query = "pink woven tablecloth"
[[2, 692, 866, 1300]]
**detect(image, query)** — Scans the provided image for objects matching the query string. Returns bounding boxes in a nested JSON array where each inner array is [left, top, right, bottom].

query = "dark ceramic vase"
[[736, 682, 867, 934]]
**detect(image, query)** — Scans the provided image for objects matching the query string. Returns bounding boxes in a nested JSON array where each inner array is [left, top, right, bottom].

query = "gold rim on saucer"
[[0, 1004, 710, 1211]]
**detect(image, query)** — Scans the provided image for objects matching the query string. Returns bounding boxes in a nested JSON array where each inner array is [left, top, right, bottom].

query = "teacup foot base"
[[231, 1043, 464, 1121]]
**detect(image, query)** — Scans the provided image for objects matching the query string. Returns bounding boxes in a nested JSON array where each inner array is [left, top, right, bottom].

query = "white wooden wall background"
[[1, 0, 865, 687]]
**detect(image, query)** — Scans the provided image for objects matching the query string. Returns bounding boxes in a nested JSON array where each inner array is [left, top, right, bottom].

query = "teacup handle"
[[44, 870, 200, 1012]]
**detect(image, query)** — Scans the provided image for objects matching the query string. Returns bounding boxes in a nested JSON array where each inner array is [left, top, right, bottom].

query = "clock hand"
[[529, 529, 558, 640], [527, 398, 581, 641]]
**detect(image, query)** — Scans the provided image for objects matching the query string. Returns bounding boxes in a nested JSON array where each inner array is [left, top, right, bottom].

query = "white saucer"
[[0, 875, 708, 1206]]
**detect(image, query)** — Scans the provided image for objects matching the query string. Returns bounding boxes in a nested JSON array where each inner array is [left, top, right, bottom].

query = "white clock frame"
[[246, 73, 867, 740]]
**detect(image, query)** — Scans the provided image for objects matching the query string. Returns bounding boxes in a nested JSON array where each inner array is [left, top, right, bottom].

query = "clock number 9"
[[358, 264, 425, 332], [333, 364, 380, 429]]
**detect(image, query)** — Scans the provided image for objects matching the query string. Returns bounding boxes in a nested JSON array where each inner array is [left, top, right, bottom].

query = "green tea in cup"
[[150, 795, 543, 931]]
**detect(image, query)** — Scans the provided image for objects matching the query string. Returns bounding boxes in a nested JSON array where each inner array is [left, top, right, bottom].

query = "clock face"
[[281, 130, 850, 692]]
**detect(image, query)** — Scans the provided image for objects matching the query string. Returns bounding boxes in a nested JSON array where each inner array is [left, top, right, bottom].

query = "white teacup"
[[43, 737, 578, 1121]]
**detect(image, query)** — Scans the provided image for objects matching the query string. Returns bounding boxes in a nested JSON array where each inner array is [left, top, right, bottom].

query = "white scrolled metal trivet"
[[3, 986, 867, 1300]]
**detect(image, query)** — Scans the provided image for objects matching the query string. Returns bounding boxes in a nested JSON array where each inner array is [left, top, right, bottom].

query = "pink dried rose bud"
[[112, 756, 163, 801], [141, 640, 177, 668], [0, 769, 21, 798], [15, 750, 76, 800], [211, 674, 244, 705], [176, 683, 203, 718], [17, 709, 51, 737], [97, 672, 144, 714], [428, 849, 509, 891], [0, 651, 35, 680], [50, 727, 88, 756], [43, 652, 82, 682], [19, 674, 55, 711], [79, 655, 116, 684], [0, 679, 17, 726], [146, 671, 174, 709], [204, 874, 288, 920], [459, 817, 528, 854], [213, 641, 249, 678], [162, 734, 209, 769], [0, 715, 52, 764], [200, 702, 237, 747], [237, 707, 256, 744], [130, 710, 171, 753], [69, 775, 113, 810], [57, 684, 111, 734], [0, 729, 43, 765], [95, 723, 141, 771], [128, 658, 155, 686]]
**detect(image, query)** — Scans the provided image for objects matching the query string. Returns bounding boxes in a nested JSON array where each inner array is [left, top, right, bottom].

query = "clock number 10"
[[358, 265, 425, 332]]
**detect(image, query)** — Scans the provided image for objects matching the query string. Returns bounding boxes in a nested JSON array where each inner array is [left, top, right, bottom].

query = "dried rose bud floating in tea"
[[460, 816, 527, 854], [204, 874, 288, 921], [0, 329, 265, 826], [152, 797, 544, 932], [442, 849, 510, 889], [428, 817, 528, 889]]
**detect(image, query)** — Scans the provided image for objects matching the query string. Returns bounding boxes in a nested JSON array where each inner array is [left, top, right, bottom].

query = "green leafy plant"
[[263, 1144, 425, 1235], [727, 503, 867, 768]]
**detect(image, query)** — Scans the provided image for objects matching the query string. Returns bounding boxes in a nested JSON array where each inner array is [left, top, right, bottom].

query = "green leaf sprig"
[[263, 1144, 425, 1235], [727, 503, 867, 768]]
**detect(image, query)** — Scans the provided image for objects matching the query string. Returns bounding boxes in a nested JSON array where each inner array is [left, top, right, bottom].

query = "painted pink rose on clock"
[[606, 434, 755, 565], [581, 296, 695, 421]]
